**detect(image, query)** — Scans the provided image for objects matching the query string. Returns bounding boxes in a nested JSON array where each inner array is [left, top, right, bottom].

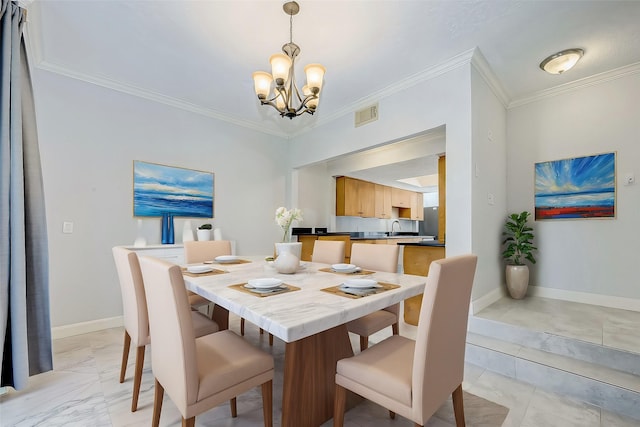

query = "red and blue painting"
[[534, 152, 615, 220]]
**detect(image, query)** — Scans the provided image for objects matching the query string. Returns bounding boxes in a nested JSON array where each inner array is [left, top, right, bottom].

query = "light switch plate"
[[62, 221, 74, 234]]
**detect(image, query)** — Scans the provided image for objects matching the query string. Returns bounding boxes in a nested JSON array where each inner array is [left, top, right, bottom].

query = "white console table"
[[123, 244, 185, 265]]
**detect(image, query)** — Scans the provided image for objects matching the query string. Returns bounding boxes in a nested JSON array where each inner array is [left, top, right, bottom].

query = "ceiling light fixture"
[[539, 48, 584, 75], [252, 1, 326, 119]]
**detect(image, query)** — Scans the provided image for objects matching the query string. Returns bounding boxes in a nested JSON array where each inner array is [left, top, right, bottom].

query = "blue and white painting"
[[535, 152, 615, 220], [133, 161, 214, 218]]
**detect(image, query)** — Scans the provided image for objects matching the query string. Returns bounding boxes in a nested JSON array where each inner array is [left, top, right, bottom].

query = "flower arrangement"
[[275, 207, 303, 243]]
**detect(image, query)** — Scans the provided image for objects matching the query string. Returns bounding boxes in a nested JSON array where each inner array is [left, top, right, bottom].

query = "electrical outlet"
[[624, 173, 635, 185], [487, 193, 495, 205]]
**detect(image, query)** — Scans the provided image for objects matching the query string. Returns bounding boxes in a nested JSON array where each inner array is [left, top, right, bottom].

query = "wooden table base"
[[282, 324, 358, 427]]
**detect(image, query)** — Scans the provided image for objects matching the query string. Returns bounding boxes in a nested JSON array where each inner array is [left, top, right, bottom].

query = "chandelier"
[[252, 1, 326, 119]]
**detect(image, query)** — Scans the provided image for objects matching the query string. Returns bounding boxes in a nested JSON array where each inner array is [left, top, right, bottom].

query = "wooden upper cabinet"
[[374, 184, 392, 218], [336, 176, 375, 217], [412, 192, 424, 220], [391, 187, 412, 207]]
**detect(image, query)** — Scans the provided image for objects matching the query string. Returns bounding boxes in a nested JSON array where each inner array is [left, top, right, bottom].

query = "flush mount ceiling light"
[[539, 48, 584, 74], [252, 1, 326, 119]]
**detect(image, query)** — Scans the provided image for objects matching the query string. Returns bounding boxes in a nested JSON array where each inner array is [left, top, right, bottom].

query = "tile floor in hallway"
[[1, 305, 638, 427]]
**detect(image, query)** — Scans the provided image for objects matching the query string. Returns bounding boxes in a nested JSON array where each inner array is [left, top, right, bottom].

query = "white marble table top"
[[183, 256, 426, 343]]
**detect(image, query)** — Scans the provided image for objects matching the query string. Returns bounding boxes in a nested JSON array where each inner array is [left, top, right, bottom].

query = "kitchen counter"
[[397, 240, 445, 247]]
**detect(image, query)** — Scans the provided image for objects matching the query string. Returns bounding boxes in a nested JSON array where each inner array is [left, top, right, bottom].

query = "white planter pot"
[[506, 264, 529, 299], [197, 229, 211, 241]]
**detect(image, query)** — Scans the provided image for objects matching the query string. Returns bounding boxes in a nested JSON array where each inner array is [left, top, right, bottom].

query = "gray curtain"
[[1, 0, 52, 390]]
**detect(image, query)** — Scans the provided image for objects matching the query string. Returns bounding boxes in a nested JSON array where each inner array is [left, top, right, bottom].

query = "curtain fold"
[[1, 0, 52, 390]]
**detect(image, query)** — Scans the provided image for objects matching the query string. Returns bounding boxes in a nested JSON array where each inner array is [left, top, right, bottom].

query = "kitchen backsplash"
[[335, 217, 417, 233]]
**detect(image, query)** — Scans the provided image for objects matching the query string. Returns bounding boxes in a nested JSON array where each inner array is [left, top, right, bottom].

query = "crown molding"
[[33, 60, 289, 138], [469, 48, 510, 107], [508, 62, 640, 109], [290, 49, 477, 138]]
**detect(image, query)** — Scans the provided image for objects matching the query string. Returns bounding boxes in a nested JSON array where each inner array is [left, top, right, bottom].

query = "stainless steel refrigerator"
[[419, 206, 439, 238]]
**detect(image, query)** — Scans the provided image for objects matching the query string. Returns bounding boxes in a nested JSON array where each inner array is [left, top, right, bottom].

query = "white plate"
[[215, 255, 239, 263], [246, 278, 283, 289], [342, 278, 380, 289], [186, 265, 213, 274], [331, 263, 358, 273]]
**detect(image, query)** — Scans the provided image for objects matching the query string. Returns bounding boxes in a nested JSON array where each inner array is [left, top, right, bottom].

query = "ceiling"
[[23, 0, 640, 191]]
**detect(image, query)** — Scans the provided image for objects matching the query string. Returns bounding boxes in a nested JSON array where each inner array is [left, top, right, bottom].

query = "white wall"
[[291, 62, 497, 300], [33, 70, 290, 328], [507, 72, 640, 301]]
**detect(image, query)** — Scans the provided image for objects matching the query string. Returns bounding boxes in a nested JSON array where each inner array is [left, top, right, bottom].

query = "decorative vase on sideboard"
[[197, 229, 211, 241], [505, 265, 529, 299], [161, 213, 174, 244]]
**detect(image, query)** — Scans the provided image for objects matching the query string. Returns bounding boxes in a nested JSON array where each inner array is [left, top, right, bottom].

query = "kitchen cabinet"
[[402, 244, 445, 325], [298, 234, 351, 262], [391, 187, 412, 208], [374, 184, 392, 218], [412, 192, 424, 220], [336, 176, 375, 217]]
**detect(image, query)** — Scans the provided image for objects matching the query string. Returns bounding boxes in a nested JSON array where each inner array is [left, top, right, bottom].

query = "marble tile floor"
[[1, 313, 638, 427], [475, 296, 640, 355]]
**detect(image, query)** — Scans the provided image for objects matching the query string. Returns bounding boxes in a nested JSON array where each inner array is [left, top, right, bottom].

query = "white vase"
[[274, 242, 302, 260], [506, 264, 529, 299], [273, 250, 300, 274], [182, 220, 194, 242], [197, 229, 211, 241]]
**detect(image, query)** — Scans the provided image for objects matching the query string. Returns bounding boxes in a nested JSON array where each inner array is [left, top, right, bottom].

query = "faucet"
[[391, 220, 400, 234]]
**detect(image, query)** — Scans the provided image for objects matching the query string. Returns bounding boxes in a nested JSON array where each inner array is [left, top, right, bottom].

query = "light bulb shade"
[[302, 85, 319, 109], [270, 53, 292, 85], [252, 71, 273, 99], [540, 48, 584, 74], [304, 63, 326, 92]]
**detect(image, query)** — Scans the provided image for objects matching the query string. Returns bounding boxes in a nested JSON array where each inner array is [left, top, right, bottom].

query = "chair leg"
[[230, 397, 237, 417], [333, 384, 347, 427], [241, 318, 245, 336], [392, 321, 399, 335], [262, 380, 273, 427], [452, 383, 466, 427], [389, 410, 396, 419], [269, 333, 274, 346], [182, 417, 195, 427], [260, 327, 264, 335], [359, 336, 369, 352], [131, 346, 145, 412], [152, 379, 164, 427], [119, 331, 131, 383]]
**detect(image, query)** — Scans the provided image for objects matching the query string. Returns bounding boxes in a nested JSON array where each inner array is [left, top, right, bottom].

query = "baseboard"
[[471, 287, 506, 314], [528, 286, 640, 312], [51, 316, 123, 340]]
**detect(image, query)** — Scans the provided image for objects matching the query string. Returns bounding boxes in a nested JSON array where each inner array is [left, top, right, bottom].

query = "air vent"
[[355, 103, 379, 127]]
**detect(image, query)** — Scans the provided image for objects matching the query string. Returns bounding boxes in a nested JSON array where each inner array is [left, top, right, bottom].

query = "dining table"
[[182, 255, 426, 427]]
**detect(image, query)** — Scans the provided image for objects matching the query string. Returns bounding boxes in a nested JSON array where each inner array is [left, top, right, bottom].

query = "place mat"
[[321, 281, 400, 299], [318, 267, 376, 276], [229, 283, 300, 298], [181, 267, 228, 278], [206, 258, 252, 265]]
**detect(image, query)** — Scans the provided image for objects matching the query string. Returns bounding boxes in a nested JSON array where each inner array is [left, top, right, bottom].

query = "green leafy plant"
[[198, 223, 212, 230], [502, 211, 537, 265]]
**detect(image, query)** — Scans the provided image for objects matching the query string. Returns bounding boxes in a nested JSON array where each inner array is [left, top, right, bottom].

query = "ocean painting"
[[133, 161, 214, 218], [535, 152, 615, 220]]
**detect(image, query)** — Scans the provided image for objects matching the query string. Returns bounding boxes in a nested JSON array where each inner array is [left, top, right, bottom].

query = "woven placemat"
[[229, 283, 301, 298], [318, 267, 376, 276], [205, 259, 252, 265], [181, 267, 228, 278], [321, 281, 400, 299]]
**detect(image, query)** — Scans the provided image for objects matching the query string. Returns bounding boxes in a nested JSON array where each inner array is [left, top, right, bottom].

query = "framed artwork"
[[534, 152, 615, 220], [133, 160, 214, 218]]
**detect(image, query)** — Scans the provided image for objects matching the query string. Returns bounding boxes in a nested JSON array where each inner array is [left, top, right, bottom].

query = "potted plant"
[[197, 223, 212, 241], [502, 211, 537, 299]]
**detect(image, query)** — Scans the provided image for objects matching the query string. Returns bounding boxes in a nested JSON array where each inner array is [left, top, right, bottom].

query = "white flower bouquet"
[[275, 207, 303, 242]]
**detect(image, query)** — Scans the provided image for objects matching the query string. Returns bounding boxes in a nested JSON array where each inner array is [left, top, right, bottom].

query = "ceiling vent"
[[355, 103, 378, 127]]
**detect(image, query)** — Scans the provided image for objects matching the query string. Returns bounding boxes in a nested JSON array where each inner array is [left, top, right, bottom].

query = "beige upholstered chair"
[[138, 256, 275, 427], [183, 240, 232, 310], [112, 247, 220, 412], [334, 254, 478, 427], [311, 240, 346, 264], [183, 240, 270, 343], [346, 243, 400, 351]]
